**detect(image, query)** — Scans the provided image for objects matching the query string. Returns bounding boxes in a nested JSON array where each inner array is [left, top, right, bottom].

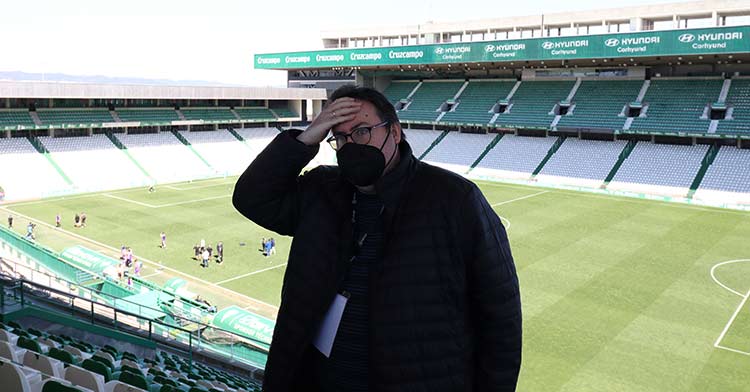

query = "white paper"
[[312, 293, 348, 358]]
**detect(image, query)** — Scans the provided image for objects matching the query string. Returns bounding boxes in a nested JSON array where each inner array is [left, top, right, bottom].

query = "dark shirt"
[[315, 191, 384, 392]]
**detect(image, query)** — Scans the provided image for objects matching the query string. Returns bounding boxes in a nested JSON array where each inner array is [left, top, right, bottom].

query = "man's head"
[[327, 85, 404, 188]]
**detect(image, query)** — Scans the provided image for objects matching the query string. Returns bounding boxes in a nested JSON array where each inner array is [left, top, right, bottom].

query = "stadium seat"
[[117, 370, 150, 391], [0, 328, 20, 345], [18, 336, 44, 353], [103, 379, 148, 392], [49, 347, 79, 365], [0, 340, 25, 362], [41, 379, 88, 392], [65, 364, 107, 392], [23, 350, 65, 378], [83, 358, 113, 382], [0, 358, 44, 392]]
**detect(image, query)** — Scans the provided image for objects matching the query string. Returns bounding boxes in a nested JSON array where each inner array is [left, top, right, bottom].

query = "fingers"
[[298, 98, 362, 145]]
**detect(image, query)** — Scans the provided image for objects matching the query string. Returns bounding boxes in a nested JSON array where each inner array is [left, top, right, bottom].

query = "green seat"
[[27, 328, 44, 337], [48, 347, 77, 365], [7, 321, 22, 330], [153, 375, 178, 387], [47, 335, 67, 345], [91, 355, 114, 371], [42, 380, 84, 392], [82, 358, 112, 382], [187, 387, 209, 392], [119, 370, 149, 390], [17, 336, 42, 353], [120, 364, 144, 377]]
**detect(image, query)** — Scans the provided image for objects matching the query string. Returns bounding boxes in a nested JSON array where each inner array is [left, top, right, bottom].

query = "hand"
[[297, 98, 361, 146]]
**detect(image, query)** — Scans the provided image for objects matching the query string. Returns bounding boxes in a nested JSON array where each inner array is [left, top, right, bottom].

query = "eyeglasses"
[[326, 121, 390, 150]]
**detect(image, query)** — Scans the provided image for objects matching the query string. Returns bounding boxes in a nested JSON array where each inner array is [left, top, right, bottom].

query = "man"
[[216, 241, 224, 264], [233, 85, 521, 392], [160, 231, 167, 249], [25, 222, 35, 240], [201, 248, 210, 268], [7, 214, 13, 229], [55, 213, 61, 228]]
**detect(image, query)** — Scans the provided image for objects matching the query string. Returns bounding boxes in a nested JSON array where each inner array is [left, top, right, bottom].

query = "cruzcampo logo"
[[679, 33, 696, 43], [605, 38, 620, 47]]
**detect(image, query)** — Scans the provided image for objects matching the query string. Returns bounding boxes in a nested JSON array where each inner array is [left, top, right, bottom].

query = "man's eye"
[[354, 128, 369, 136]]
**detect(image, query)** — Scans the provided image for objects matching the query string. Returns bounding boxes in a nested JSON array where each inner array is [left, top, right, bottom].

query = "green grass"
[[3, 177, 750, 391]]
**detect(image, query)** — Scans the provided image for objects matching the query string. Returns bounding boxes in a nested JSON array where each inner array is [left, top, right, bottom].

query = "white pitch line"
[[491, 190, 549, 207], [216, 263, 288, 285], [0, 206, 279, 311], [140, 271, 163, 279], [498, 216, 511, 231], [715, 344, 750, 356], [103, 193, 158, 208], [714, 288, 750, 349], [164, 182, 235, 192], [710, 259, 750, 297], [154, 194, 231, 208]]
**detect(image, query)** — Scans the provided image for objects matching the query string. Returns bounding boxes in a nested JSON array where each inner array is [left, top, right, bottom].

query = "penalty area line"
[[714, 288, 750, 352]]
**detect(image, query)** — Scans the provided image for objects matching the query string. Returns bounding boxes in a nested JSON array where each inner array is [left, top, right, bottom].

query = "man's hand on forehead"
[[298, 97, 362, 146]]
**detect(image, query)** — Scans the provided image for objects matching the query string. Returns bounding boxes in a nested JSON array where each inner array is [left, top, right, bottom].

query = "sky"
[[0, 0, 682, 87]]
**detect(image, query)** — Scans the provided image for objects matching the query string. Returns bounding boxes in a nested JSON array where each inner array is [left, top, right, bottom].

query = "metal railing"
[[0, 273, 268, 371]]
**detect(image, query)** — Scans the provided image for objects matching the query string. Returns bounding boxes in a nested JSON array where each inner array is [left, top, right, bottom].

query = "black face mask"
[[336, 127, 396, 187]]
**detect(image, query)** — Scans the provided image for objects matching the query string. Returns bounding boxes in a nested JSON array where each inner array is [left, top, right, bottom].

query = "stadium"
[[0, 0, 750, 390]]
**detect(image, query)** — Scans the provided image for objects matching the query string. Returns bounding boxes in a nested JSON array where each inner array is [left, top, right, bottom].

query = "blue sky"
[[0, 0, 678, 87]]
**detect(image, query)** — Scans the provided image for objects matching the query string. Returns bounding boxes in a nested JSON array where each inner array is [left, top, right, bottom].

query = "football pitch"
[[3, 176, 750, 391]]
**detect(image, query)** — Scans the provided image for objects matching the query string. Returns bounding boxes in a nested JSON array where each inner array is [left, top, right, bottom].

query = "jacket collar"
[[373, 140, 417, 210]]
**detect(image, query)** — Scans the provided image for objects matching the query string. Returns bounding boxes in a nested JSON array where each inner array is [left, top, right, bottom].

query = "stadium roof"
[[320, 0, 750, 45], [0, 81, 327, 100]]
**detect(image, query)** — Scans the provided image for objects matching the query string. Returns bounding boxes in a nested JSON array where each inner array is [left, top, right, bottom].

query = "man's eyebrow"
[[333, 122, 367, 134]]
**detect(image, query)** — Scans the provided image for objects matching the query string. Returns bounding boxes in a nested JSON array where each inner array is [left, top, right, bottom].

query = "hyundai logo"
[[542, 42, 554, 50], [485, 44, 495, 53], [604, 38, 619, 47], [678, 34, 695, 43], [434, 47, 445, 55]]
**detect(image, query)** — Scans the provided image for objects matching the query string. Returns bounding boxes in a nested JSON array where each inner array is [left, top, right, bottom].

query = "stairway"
[[603, 140, 638, 186], [29, 111, 43, 127], [27, 136, 74, 186], [531, 136, 566, 176], [170, 130, 215, 172], [418, 130, 450, 160], [468, 133, 504, 171], [687, 144, 721, 198], [105, 132, 154, 181]]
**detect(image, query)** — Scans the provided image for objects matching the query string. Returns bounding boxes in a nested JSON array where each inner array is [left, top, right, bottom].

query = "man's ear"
[[392, 122, 403, 144]]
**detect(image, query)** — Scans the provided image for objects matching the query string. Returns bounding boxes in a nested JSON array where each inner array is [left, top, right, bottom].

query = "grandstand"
[[1, 0, 750, 390]]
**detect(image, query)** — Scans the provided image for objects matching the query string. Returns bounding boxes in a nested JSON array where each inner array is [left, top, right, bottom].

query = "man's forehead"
[[332, 100, 381, 132]]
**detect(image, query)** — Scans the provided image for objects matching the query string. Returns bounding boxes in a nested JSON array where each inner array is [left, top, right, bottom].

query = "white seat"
[[63, 345, 89, 361], [0, 358, 44, 392], [104, 380, 147, 392], [37, 337, 60, 349], [65, 364, 106, 392], [23, 351, 65, 378], [0, 329, 19, 345], [0, 340, 26, 362], [118, 358, 141, 371]]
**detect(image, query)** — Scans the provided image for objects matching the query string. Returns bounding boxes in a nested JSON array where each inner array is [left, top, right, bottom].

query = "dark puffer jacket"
[[232, 130, 522, 392]]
